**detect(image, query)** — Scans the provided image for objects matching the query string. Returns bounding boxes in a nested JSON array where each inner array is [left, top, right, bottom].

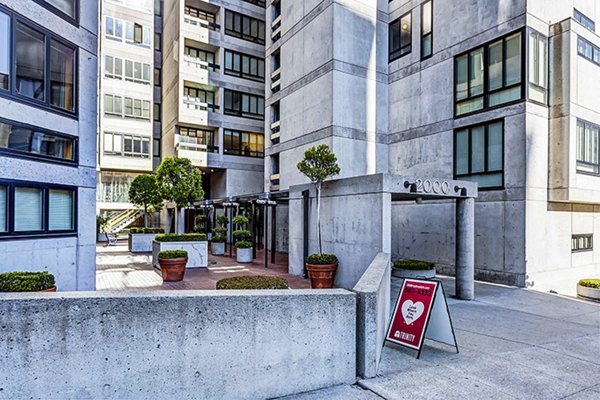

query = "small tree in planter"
[[232, 215, 253, 263], [128, 174, 163, 228], [156, 157, 204, 234], [211, 215, 228, 256], [297, 144, 341, 288]]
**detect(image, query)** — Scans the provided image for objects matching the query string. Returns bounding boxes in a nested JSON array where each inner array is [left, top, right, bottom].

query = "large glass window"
[[577, 36, 600, 66], [16, 22, 45, 102], [223, 129, 264, 157], [576, 119, 600, 175], [528, 31, 547, 104], [454, 120, 504, 189], [574, 9, 595, 32], [224, 50, 265, 82], [50, 39, 75, 112], [184, 6, 216, 25], [42, 0, 77, 20], [0, 119, 76, 163], [389, 12, 412, 61], [185, 46, 217, 70], [225, 10, 265, 44], [103, 132, 150, 158], [178, 126, 217, 152], [421, 1, 432, 59], [224, 89, 264, 120], [455, 31, 523, 116], [104, 94, 150, 120], [14, 187, 43, 232], [49, 189, 74, 231], [0, 11, 9, 90]]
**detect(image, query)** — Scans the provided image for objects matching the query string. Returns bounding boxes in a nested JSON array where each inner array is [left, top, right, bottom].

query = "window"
[[38, 0, 78, 21], [178, 126, 217, 152], [106, 16, 151, 47], [389, 12, 412, 61], [154, 68, 161, 85], [577, 37, 600, 66], [0, 180, 76, 237], [243, 0, 266, 7], [185, 46, 217, 70], [16, 22, 45, 102], [455, 31, 523, 116], [0, 118, 76, 163], [104, 94, 150, 120], [153, 138, 160, 157], [224, 89, 264, 120], [225, 10, 265, 44], [154, 33, 161, 51], [153, 103, 160, 121], [122, 58, 151, 84], [572, 234, 593, 252], [154, 0, 161, 16], [421, 1, 432, 59], [528, 31, 547, 104], [223, 129, 264, 157], [576, 119, 600, 175], [103, 132, 150, 158], [224, 50, 265, 82], [0, 11, 10, 90], [184, 6, 216, 26], [50, 39, 75, 112], [454, 120, 503, 189], [184, 86, 217, 110], [574, 9, 595, 32]]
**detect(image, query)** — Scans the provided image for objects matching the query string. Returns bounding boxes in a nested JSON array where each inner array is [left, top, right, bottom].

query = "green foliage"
[[216, 215, 229, 226], [156, 158, 204, 208], [235, 240, 253, 249], [0, 271, 55, 292], [296, 144, 341, 186], [392, 260, 435, 271], [232, 215, 249, 226], [158, 250, 188, 259], [128, 174, 163, 216], [155, 233, 207, 242], [213, 227, 228, 235], [196, 214, 207, 223], [130, 228, 165, 234], [97, 215, 109, 233], [216, 275, 289, 290], [212, 234, 227, 243], [579, 279, 600, 289], [307, 253, 338, 265], [233, 229, 252, 240]]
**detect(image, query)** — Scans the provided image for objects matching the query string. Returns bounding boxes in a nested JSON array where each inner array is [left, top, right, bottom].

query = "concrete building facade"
[[266, 0, 600, 294], [0, 0, 98, 290]]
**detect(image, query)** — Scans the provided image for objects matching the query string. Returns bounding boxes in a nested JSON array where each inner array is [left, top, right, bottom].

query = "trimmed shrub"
[[393, 259, 435, 271], [130, 228, 165, 234], [579, 279, 600, 289], [232, 229, 252, 241], [212, 234, 227, 243], [216, 275, 289, 290], [216, 215, 229, 225], [232, 215, 249, 226], [158, 250, 188, 259], [0, 272, 55, 292], [307, 253, 338, 265], [235, 240, 253, 249], [155, 233, 207, 242]]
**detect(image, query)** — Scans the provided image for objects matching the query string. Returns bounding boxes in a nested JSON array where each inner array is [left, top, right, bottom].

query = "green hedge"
[[155, 233, 207, 242], [158, 250, 188, 259], [130, 228, 165, 234], [392, 259, 435, 271], [0, 272, 55, 292], [579, 279, 600, 289], [307, 253, 338, 265], [216, 275, 288, 290]]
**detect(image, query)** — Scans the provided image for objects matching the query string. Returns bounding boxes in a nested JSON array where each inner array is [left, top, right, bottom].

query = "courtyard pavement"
[[282, 277, 600, 400]]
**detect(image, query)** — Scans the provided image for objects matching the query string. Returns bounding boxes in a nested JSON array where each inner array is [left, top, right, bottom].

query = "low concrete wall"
[[0, 290, 356, 400], [353, 252, 391, 378]]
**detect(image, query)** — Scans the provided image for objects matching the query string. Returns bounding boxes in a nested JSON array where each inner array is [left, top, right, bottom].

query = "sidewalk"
[[282, 277, 600, 400]]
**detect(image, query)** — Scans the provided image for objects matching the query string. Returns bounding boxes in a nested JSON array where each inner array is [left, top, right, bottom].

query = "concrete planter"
[[577, 284, 600, 301], [236, 247, 253, 263], [391, 267, 436, 279], [152, 240, 208, 269], [211, 242, 225, 256], [129, 234, 158, 253]]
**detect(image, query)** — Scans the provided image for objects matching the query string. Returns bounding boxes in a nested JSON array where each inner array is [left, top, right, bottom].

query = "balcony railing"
[[271, 68, 281, 93], [183, 95, 220, 112], [183, 55, 220, 72], [183, 14, 221, 32]]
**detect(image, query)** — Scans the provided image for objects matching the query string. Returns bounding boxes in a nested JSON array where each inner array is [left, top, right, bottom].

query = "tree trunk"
[[174, 207, 179, 234], [316, 183, 322, 255], [143, 205, 148, 228]]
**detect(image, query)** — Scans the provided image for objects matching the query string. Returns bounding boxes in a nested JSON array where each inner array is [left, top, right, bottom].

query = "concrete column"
[[455, 198, 475, 300]]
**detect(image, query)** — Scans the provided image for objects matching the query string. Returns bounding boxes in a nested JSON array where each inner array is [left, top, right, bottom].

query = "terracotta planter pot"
[[306, 263, 338, 289], [40, 286, 57, 292], [158, 257, 188, 282]]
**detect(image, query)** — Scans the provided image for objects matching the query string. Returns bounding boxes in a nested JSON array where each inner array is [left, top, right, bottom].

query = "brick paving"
[[96, 241, 311, 291]]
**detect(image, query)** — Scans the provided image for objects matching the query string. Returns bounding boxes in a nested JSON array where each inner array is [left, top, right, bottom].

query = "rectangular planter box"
[[152, 240, 208, 269], [129, 234, 158, 253]]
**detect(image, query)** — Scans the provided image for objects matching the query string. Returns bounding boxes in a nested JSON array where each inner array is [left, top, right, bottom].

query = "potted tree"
[[232, 214, 253, 263], [128, 174, 164, 228], [211, 215, 228, 256], [156, 157, 204, 234], [297, 144, 341, 288], [96, 215, 109, 242], [0, 271, 57, 292], [157, 250, 188, 282], [392, 259, 436, 279]]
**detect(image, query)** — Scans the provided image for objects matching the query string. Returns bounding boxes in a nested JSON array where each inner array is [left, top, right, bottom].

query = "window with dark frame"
[[574, 9, 595, 32], [183, 86, 217, 110], [224, 49, 265, 82], [178, 126, 218, 153], [223, 89, 264, 120], [34, 0, 78, 23], [421, 1, 432, 59], [0, 179, 77, 238], [455, 30, 523, 117], [572, 234, 593, 252], [184, 5, 216, 26], [389, 12, 412, 61], [223, 129, 264, 157], [576, 119, 600, 175], [184, 46, 217, 70], [454, 120, 504, 189], [577, 36, 600, 66], [224, 10, 265, 45]]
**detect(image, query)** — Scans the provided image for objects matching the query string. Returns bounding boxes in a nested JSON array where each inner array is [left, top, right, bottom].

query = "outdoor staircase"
[[103, 209, 144, 234]]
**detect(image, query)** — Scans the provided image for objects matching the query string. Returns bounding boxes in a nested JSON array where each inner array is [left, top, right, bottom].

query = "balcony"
[[271, 68, 281, 93], [181, 55, 219, 85], [175, 135, 209, 167], [180, 95, 219, 126], [270, 173, 280, 191], [271, 15, 281, 43], [182, 12, 219, 44]]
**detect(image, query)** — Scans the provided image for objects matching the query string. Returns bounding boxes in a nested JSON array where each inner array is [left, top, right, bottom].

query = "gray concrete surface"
[[0, 289, 356, 400], [280, 277, 600, 400]]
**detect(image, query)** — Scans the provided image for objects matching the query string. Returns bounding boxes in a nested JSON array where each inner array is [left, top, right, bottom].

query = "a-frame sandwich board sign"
[[385, 278, 458, 359]]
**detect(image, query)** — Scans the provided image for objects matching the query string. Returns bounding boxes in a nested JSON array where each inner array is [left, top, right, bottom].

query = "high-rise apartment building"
[[0, 0, 98, 290], [266, 0, 600, 294]]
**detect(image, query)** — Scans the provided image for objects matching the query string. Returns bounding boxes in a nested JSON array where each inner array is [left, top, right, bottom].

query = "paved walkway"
[[283, 277, 600, 400], [96, 242, 311, 290]]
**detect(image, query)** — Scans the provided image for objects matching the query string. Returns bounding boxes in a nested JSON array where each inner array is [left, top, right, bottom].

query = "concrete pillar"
[[455, 198, 475, 300]]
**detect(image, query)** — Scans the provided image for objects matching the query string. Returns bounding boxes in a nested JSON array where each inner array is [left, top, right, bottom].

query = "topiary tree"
[[232, 214, 252, 248], [297, 144, 340, 255], [156, 157, 204, 234], [128, 174, 163, 228]]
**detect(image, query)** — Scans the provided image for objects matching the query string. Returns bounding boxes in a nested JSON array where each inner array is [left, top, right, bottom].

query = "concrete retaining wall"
[[0, 290, 356, 400], [353, 253, 391, 378]]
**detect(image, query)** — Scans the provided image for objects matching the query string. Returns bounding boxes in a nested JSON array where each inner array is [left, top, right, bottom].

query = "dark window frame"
[[0, 116, 78, 166], [224, 9, 265, 45], [575, 119, 600, 176], [389, 11, 412, 62], [224, 49, 265, 82], [243, 0, 266, 7], [454, 28, 525, 118], [223, 89, 265, 120], [32, 0, 79, 26], [421, 0, 433, 60], [453, 119, 505, 191], [577, 36, 600, 67], [0, 5, 79, 119], [223, 129, 264, 158], [574, 9, 595, 32], [0, 178, 78, 240], [572, 234, 593, 252], [177, 126, 219, 153]]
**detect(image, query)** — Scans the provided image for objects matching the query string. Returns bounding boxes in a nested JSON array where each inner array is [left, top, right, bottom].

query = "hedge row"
[[130, 228, 165, 234], [155, 233, 207, 242], [216, 275, 289, 290], [0, 272, 55, 292], [392, 259, 435, 271]]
